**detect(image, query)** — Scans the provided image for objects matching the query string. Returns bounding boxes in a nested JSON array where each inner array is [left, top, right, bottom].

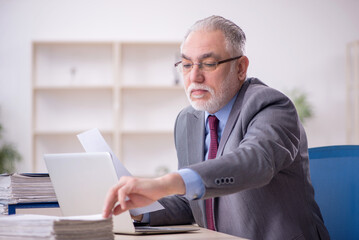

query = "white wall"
[[1, 0, 359, 171]]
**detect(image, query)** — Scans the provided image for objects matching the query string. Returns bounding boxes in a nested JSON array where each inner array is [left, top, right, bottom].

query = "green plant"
[[287, 88, 314, 124], [0, 124, 21, 173]]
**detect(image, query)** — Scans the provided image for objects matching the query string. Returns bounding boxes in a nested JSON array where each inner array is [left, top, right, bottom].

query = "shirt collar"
[[205, 93, 238, 124], [204, 93, 238, 139]]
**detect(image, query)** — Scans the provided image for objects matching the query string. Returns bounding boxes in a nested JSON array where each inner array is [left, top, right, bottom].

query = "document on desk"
[[0, 214, 114, 240], [77, 128, 164, 216]]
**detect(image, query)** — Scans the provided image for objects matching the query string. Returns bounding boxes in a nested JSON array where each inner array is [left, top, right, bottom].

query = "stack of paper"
[[0, 214, 114, 240], [0, 173, 57, 214]]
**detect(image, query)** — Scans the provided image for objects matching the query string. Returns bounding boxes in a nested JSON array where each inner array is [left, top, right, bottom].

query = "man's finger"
[[103, 184, 121, 218], [117, 184, 130, 211]]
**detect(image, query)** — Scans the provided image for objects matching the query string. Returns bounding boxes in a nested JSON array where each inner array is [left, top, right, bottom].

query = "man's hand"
[[102, 173, 185, 218]]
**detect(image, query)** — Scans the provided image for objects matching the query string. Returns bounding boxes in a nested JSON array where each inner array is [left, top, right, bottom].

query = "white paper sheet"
[[77, 129, 131, 178], [77, 128, 164, 216]]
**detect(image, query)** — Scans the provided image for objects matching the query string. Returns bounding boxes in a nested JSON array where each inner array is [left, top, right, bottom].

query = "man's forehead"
[[181, 30, 227, 60]]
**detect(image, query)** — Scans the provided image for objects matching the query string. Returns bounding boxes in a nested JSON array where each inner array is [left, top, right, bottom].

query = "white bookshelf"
[[32, 41, 186, 176]]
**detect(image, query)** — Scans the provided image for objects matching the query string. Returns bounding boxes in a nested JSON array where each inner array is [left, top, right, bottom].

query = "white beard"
[[185, 66, 238, 113]]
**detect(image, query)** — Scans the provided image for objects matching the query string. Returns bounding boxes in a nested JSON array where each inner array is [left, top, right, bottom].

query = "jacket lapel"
[[218, 80, 250, 156], [186, 110, 205, 165]]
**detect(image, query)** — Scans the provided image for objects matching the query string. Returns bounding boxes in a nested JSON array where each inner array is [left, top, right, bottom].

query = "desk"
[[114, 226, 247, 240]]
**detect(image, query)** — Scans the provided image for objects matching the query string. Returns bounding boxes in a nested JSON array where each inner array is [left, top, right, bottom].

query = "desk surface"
[[114, 226, 247, 240]]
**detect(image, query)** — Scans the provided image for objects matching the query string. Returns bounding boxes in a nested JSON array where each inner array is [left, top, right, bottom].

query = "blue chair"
[[308, 145, 359, 240]]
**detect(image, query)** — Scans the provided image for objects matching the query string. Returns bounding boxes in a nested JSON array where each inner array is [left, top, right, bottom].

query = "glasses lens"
[[176, 60, 219, 73], [202, 61, 217, 71], [179, 60, 192, 73]]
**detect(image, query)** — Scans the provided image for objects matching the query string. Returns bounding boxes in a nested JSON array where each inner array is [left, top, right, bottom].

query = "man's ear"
[[237, 56, 249, 82]]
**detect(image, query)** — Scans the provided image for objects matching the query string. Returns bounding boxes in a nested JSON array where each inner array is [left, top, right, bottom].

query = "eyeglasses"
[[174, 56, 242, 73]]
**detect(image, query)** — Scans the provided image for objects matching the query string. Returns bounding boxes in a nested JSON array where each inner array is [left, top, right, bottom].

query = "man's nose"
[[188, 64, 204, 83]]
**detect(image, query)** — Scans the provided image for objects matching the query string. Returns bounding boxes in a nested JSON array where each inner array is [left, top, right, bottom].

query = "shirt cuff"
[[177, 168, 205, 200]]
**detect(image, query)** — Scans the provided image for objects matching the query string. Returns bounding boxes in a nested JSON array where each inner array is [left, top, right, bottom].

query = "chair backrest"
[[308, 145, 359, 240]]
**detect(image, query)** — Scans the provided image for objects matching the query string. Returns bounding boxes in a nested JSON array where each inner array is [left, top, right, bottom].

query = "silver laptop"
[[44, 152, 198, 235]]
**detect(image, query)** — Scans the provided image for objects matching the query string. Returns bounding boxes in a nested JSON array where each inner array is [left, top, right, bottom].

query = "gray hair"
[[182, 15, 246, 56]]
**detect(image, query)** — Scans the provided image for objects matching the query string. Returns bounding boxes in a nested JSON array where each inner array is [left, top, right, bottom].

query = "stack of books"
[[0, 214, 114, 240], [0, 173, 57, 215]]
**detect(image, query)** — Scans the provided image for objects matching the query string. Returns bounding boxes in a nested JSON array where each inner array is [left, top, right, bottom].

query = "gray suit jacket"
[[150, 78, 330, 240]]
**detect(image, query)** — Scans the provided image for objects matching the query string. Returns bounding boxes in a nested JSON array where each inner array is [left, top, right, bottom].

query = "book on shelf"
[[0, 214, 114, 240], [0, 173, 58, 215]]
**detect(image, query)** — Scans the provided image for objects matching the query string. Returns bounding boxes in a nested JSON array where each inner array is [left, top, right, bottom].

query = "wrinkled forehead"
[[181, 30, 229, 61]]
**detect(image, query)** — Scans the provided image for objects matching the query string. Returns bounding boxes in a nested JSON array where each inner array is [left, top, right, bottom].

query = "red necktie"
[[205, 115, 219, 231]]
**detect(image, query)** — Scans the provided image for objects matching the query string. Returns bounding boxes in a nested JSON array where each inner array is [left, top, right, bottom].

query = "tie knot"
[[208, 115, 219, 131]]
